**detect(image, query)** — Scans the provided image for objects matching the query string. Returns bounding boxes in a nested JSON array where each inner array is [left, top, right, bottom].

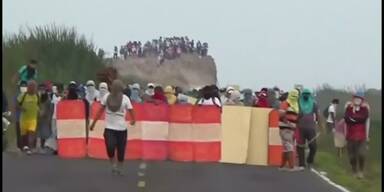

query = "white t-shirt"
[[327, 104, 336, 123], [51, 94, 62, 119], [101, 93, 133, 131], [197, 97, 222, 107]]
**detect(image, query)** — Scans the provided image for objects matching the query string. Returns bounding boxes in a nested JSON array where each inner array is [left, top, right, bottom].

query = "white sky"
[[3, 0, 382, 91]]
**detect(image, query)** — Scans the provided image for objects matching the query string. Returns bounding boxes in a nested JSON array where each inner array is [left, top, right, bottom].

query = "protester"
[[89, 80, 136, 176], [177, 94, 189, 104], [241, 89, 254, 107], [164, 86, 177, 105], [197, 86, 222, 108], [224, 90, 243, 106], [255, 88, 269, 108], [278, 89, 301, 171], [37, 84, 52, 152], [325, 99, 340, 134], [44, 83, 62, 154], [85, 80, 99, 106], [297, 88, 320, 169], [18, 80, 40, 155], [13, 59, 38, 86], [344, 91, 369, 179], [143, 83, 155, 102], [14, 81, 28, 150], [65, 81, 79, 100], [152, 86, 168, 104], [130, 83, 142, 103], [98, 82, 109, 101]]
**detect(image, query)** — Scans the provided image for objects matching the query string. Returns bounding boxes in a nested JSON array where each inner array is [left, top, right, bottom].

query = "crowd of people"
[[3, 59, 371, 178], [113, 36, 209, 64]]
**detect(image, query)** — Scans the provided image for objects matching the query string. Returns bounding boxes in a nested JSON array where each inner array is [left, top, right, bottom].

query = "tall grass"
[[2, 24, 104, 93]]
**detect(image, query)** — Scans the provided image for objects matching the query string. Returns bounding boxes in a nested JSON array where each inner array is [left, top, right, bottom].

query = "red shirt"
[[344, 105, 369, 141]]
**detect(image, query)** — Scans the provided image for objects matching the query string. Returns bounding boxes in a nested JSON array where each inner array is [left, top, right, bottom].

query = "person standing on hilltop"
[[13, 60, 38, 86], [89, 80, 136, 176], [344, 91, 370, 179], [113, 46, 118, 59]]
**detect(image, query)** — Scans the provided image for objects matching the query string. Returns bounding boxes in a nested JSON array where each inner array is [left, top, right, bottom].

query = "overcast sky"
[[3, 0, 381, 91]]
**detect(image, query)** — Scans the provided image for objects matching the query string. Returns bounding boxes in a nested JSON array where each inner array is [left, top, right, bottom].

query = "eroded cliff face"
[[112, 54, 217, 89]]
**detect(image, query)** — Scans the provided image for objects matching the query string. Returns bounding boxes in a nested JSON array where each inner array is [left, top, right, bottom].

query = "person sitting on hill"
[[13, 59, 38, 86]]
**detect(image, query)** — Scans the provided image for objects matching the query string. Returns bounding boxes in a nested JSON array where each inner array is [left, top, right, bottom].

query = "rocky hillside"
[[111, 54, 217, 90]]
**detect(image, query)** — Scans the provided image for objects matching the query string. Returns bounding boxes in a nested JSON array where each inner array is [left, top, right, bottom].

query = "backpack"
[[323, 105, 331, 118]]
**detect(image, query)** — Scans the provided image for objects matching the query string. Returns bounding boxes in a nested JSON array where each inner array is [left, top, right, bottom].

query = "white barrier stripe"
[[192, 123, 221, 141], [310, 168, 351, 192], [268, 128, 282, 146], [57, 120, 86, 138], [168, 123, 193, 141], [141, 121, 169, 141]]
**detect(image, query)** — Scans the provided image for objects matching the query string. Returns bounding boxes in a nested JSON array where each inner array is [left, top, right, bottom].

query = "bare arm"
[[89, 105, 106, 131], [128, 109, 136, 126]]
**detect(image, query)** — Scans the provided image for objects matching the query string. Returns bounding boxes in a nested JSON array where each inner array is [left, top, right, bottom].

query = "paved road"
[[3, 152, 342, 192]]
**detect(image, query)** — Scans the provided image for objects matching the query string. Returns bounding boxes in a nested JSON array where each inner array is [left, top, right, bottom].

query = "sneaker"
[[288, 167, 303, 172], [26, 150, 32, 155], [297, 166, 305, 171], [278, 167, 289, 171]]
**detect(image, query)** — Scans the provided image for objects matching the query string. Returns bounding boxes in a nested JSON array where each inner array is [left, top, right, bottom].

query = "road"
[[3, 152, 343, 192]]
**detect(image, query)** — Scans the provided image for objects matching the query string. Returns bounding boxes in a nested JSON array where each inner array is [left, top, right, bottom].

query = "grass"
[[3, 24, 104, 97], [315, 120, 381, 192]]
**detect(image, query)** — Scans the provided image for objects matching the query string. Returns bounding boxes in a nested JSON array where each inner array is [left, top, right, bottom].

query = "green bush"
[[3, 24, 104, 93]]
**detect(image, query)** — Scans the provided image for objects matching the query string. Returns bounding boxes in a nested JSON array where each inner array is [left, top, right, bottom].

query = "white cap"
[[86, 80, 95, 86], [226, 86, 235, 93], [99, 82, 108, 89], [147, 83, 155, 88], [69, 81, 76, 85]]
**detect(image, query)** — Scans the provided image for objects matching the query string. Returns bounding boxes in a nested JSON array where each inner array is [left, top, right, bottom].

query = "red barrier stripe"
[[192, 106, 221, 124], [168, 141, 193, 162], [169, 105, 193, 123], [58, 139, 87, 158], [129, 103, 169, 121], [142, 141, 168, 160], [194, 142, 221, 162], [57, 100, 86, 119]]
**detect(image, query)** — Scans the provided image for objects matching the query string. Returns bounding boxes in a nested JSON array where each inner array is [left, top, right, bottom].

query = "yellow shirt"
[[165, 94, 177, 105], [18, 93, 39, 121]]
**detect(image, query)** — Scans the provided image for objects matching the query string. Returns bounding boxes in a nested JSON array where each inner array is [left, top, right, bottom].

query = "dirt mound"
[[112, 54, 217, 89]]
